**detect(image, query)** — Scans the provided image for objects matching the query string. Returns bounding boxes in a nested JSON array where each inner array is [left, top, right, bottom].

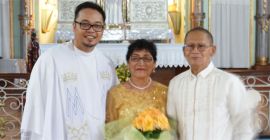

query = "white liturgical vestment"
[[167, 62, 256, 140], [21, 41, 118, 140]]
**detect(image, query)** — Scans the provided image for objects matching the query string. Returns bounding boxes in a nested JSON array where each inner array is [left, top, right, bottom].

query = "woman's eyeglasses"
[[129, 56, 153, 63]]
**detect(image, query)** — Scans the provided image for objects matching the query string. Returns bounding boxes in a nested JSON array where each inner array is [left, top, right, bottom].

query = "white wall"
[[0, 0, 10, 59], [211, 0, 251, 68]]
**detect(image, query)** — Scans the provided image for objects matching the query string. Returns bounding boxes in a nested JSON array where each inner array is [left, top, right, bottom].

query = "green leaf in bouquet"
[[142, 129, 162, 139]]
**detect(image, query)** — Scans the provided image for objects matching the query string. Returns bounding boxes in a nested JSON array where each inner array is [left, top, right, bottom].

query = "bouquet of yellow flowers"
[[133, 108, 170, 139], [105, 108, 175, 140]]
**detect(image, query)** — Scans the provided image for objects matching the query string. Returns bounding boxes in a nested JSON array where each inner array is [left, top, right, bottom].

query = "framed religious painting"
[[56, 0, 96, 42], [58, 0, 96, 23], [126, 0, 169, 41]]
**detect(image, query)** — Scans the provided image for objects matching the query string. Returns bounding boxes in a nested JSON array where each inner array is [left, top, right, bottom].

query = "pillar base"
[[253, 64, 270, 70], [256, 57, 269, 66]]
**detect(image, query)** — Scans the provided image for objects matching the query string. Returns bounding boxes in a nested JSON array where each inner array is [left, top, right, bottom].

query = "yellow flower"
[[156, 113, 170, 130], [132, 107, 170, 132], [133, 116, 144, 130], [142, 115, 155, 131]]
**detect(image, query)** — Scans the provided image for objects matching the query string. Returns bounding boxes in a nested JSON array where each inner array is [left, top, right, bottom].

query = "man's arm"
[[227, 76, 257, 140], [167, 80, 177, 120], [167, 79, 180, 139], [21, 53, 56, 140]]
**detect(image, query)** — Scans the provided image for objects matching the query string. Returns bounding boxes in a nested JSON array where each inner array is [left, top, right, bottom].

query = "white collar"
[[190, 62, 215, 79], [72, 42, 96, 56]]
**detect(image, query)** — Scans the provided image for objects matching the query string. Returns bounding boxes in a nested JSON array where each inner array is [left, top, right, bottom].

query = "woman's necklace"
[[128, 78, 152, 90]]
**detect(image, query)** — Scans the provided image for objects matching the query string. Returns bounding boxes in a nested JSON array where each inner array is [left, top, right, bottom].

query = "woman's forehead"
[[131, 50, 151, 55]]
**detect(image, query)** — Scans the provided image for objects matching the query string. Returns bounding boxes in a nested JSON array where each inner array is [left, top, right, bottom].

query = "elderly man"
[[167, 27, 256, 140]]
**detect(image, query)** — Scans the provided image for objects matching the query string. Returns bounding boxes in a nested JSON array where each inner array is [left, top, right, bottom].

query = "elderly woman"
[[105, 39, 172, 140]]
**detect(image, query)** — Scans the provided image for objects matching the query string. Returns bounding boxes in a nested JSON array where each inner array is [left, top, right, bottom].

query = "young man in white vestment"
[[21, 2, 118, 140], [167, 27, 257, 140]]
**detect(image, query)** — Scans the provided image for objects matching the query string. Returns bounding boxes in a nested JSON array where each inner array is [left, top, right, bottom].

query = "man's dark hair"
[[184, 27, 214, 44], [74, 1, 106, 22], [126, 39, 157, 62]]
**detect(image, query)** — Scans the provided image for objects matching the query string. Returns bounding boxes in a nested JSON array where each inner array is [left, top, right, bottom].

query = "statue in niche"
[[27, 29, 40, 73]]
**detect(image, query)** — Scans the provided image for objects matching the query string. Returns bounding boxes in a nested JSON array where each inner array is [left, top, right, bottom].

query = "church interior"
[[0, 0, 270, 139]]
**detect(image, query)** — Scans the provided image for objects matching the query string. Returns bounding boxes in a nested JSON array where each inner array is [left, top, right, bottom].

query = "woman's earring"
[[153, 69, 156, 73]]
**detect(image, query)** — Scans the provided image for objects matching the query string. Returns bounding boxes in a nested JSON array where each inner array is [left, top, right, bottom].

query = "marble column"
[[255, 0, 270, 65], [191, 0, 205, 28]]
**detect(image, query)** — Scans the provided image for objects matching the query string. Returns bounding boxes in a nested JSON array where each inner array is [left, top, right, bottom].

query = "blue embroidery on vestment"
[[66, 87, 84, 121]]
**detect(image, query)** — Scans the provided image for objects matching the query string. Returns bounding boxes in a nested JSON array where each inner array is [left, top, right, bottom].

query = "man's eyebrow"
[[93, 21, 104, 24], [79, 19, 89, 22]]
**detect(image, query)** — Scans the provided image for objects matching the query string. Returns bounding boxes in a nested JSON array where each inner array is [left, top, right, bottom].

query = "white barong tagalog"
[[167, 62, 256, 140], [21, 41, 118, 140]]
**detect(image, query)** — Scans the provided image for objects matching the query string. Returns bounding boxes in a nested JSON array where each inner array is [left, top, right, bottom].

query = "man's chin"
[[83, 42, 97, 48], [86, 45, 95, 48], [189, 62, 202, 67]]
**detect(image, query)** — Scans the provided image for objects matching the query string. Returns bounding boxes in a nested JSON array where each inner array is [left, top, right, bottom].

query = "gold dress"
[[105, 81, 169, 140], [106, 81, 168, 122]]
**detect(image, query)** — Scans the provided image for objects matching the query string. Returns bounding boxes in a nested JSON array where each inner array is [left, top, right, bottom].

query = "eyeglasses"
[[130, 56, 153, 63], [74, 21, 104, 32], [183, 44, 212, 52]]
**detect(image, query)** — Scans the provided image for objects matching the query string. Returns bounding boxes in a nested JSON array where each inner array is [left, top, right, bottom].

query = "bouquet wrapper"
[[105, 118, 177, 140]]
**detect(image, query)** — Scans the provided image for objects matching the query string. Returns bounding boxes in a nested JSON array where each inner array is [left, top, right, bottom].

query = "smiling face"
[[73, 8, 104, 52], [184, 31, 216, 74], [128, 50, 156, 80]]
